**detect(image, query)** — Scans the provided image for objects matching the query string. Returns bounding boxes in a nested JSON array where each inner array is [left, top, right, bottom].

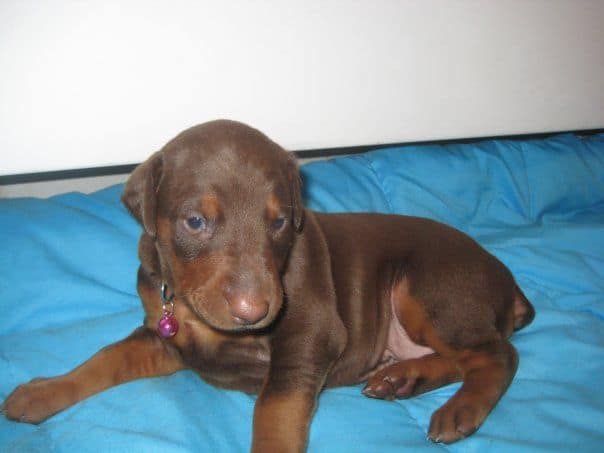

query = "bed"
[[1, 131, 603, 452]]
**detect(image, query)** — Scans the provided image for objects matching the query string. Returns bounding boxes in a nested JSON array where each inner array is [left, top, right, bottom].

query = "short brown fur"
[[3, 120, 534, 451]]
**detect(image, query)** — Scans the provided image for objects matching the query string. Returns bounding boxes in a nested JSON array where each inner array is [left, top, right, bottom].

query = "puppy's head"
[[122, 120, 303, 332]]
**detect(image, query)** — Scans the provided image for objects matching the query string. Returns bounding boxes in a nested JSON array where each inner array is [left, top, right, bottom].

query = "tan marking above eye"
[[265, 193, 283, 220], [199, 194, 221, 219]]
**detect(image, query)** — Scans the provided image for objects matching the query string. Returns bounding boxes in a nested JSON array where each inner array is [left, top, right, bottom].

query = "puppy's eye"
[[185, 216, 207, 232], [271, 216, 286, 231]]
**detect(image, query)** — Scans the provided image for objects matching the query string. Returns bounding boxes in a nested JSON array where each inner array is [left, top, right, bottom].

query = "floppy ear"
[[287, 155, 304, 231], [121, 151, 164, 238]]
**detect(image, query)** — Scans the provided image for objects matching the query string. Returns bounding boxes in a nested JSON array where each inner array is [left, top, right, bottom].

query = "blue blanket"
[[1, 133, 603, 452]]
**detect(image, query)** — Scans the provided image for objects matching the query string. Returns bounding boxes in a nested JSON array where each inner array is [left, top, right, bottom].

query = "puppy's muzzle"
[[222, 280, 270, 325], [227, 293, 270, 325]]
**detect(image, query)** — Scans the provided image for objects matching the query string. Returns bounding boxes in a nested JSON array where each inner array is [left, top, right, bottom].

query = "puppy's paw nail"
[[361, 386, 375, 397], [362, 383, 390, 399], [427, 434, 442, 443]]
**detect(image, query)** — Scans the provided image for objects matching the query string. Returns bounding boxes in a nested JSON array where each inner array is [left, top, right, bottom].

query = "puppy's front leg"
[[252, 381, 318, 452], [2, 327, 184, 424], [252, 331, 340, 453]]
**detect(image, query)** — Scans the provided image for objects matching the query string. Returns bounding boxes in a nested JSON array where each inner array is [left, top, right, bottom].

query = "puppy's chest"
[[177, 319, 271, 394]]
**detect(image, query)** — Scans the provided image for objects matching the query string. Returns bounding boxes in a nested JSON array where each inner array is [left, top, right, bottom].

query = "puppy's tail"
[[513, 283, 536, 331]]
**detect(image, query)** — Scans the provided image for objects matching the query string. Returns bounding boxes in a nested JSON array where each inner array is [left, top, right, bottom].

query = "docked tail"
[[513, 284, 536, 331]]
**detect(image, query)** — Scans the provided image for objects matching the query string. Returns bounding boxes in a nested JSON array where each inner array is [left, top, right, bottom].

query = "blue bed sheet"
[[1, 132, 603, 452]]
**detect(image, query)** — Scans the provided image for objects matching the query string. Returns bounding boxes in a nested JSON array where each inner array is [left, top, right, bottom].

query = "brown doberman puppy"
[[3, 120, 535, 450]]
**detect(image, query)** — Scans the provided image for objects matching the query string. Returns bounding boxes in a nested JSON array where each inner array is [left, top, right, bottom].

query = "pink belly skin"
[[385, 313, 435, 361], [361, 301, 435, 382]]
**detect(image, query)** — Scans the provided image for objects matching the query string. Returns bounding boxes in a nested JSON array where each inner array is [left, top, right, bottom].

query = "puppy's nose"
[[228, 295, 269, 325]]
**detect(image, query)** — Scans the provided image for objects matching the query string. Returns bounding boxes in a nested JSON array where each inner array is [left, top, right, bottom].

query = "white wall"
[[2, 0, 604, 176]]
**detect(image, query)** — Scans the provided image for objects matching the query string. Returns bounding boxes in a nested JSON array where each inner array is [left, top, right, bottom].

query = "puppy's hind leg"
[[363, 353, 462, 400], [366, 274, 519, 444], [2, 327, 185, 424], [427, 340, 518, 443], [363, 341, 518, 444]]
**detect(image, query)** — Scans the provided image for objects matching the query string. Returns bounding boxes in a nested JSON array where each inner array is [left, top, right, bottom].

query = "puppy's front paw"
[[2, 377, 72, 424]]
